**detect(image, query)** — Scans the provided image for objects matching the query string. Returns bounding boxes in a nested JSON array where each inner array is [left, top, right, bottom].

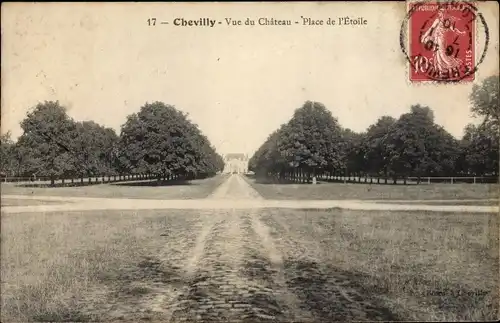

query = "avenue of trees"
[[249, 75, 499, 184], [1, 101, 224, 185]]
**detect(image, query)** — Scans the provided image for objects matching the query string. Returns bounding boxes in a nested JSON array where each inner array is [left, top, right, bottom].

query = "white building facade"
[[223, 153, 249, 174]]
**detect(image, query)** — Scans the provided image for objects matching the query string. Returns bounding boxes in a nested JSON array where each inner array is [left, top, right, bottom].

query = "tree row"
[[1, 101, 225, 185], [249, 76, 499, 184]]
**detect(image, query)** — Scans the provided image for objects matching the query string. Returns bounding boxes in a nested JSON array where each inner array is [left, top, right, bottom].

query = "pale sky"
[[1, 2, 498, 156]]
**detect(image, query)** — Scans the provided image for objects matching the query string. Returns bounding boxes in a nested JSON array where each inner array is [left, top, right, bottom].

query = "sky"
[[1, 2, 498, 156]]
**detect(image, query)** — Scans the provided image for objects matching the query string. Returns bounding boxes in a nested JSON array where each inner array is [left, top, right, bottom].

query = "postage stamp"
[[407, 1, 479, 82], [1, 2, 498, 322]]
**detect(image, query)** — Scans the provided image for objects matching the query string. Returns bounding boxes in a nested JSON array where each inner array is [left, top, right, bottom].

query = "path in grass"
[[3, 175, 496, 215], [3, 175, 497, 322], [53, 210, 395, 322], [1, 196, 497, 215]]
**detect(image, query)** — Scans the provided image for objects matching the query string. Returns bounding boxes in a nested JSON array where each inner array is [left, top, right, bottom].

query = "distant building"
[[223, 153, 248, 174]]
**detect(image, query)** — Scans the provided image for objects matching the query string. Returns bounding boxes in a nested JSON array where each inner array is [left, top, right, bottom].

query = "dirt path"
[[70, 207, 399, 322], [64, 175, 322, 322], [2, 198, 497, 215], [164, 177, 302, 322], [249, 209, 315, 322], [152, 208, 318, 322], [3, 175, 497, 213], [2, 175, 498, 214], [207, 174, 264, 200], [5, 174, 477, 321]]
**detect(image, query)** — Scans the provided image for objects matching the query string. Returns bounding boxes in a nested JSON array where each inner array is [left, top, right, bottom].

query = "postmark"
[[400, 1, 490, 82]]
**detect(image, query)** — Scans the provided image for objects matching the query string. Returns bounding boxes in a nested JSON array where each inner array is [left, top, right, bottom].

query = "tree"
[[0, 132, 16, 177], [285, 101, 344, 181], [249, 101, 344, 183], [119, 101, 223, 181], [17, 101, 77, 185], [364, 116, 396, 183], [385, 105, 459, 183], [71, 121, 119, 181], [461, 74, 499, 179], [461, 122, 499, 176], [249, 126, 286, 177], [470, 75, 499, 128], [341, 128, 367, 182]]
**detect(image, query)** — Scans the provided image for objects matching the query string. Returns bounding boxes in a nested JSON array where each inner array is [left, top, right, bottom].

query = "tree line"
[[249, 75, 499, 184], [1, 101, 225, 185]]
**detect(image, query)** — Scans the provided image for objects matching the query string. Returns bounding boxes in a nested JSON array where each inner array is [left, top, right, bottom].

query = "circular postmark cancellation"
[[400, 0, 490, 82]]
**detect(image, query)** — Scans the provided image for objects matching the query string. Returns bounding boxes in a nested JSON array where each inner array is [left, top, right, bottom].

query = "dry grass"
[[379, 200, 499, 206], [246, 177, 499, 201], [0, 209, 199, 322], [1, 199, 65, 207], [1, 174, 229, 200], [2, 207, 498, 321], [263, 209, 499, 321]]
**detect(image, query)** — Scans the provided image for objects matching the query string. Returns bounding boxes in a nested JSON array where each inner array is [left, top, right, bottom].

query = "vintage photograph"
[[1, 1, 499, 322]]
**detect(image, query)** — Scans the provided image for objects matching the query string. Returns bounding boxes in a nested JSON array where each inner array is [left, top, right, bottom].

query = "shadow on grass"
[[111, 179, 195, 187], [283, 258, 496, 321], [245, 175, 434, 186], [248, 176, 314, 185], [14, 181, 111, 188], [246, 175, 396, 186], [10, 250, 493, 322], [283, 259, 401, 321]]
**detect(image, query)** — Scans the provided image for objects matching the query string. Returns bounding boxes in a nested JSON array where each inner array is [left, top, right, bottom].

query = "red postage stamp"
[[409, 1, 476, 82]]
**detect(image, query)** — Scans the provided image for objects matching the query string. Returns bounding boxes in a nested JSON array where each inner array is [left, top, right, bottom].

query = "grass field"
[[245, 177, 499, 201], [0, 209, 197, 322], [263, 209, 498, 321], [1, 198, 69, 207], [378, 200, 499, 206], [0, 174, 229, 200], [1, 208, 497, 322]]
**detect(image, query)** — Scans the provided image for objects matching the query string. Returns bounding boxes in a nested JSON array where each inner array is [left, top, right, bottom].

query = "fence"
[[251, 173, 499, 185], [0, 173, 180, 187], [325, 175, 498, 185], [406, 176, 498, 184]]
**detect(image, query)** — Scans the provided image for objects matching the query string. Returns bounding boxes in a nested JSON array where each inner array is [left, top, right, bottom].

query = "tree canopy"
[[250, 86, 498, 183], [2, 74, 497, 184], [119, 102, 224, 179], [2, 100, 223, 184]]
